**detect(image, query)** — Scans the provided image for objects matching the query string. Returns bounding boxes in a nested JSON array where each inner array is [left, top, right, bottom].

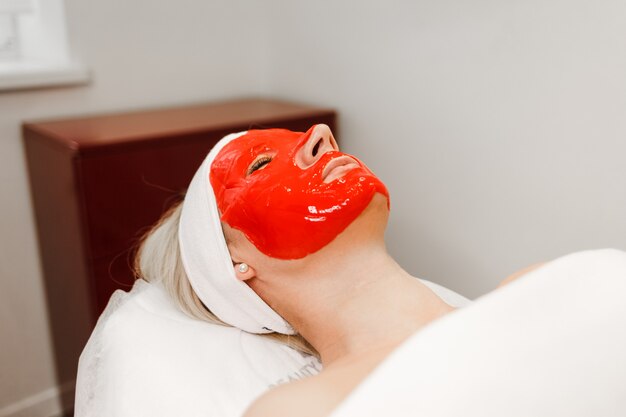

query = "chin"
[[365, 192, 391, 221], [339, 191, 390, 243], [373, 191, 391, 209]]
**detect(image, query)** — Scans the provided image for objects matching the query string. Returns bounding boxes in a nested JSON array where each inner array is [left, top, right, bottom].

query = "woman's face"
[[210, 124, 389, 259]]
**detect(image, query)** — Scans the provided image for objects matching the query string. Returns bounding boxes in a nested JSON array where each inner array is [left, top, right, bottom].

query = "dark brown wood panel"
[[26, 97, 336, 153], [22, 133, 95, 387], [23, 98, 336, 414]]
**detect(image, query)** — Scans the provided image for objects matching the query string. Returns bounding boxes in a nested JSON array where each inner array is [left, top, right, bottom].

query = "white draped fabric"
[[74, 280, 322, 417], [74, 278, 470, 417], [330, 249, 626, 417]]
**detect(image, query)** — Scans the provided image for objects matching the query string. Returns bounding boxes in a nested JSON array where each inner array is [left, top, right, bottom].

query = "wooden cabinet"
[[23, 98, 336, 402]]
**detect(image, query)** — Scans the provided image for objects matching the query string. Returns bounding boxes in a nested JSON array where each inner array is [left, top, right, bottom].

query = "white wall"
[[263, 0, 626, 298], [2, 0, 626, 415], [0, 1, 270, 415]]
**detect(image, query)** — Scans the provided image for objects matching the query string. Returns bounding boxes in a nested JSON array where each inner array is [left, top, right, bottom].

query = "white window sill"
[[0, 60, 90, 91]]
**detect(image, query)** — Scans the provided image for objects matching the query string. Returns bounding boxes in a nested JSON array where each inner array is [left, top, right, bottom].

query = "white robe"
[[330, 249, 626, 417]]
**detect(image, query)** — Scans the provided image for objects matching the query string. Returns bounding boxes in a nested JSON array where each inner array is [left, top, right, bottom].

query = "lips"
[[322, 155, 359, 183]]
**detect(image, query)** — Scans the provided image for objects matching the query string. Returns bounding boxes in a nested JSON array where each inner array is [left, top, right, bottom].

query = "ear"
[[234, 263, 256, 281]]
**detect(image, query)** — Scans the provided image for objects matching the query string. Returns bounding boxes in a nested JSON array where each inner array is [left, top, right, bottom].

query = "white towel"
[[74, 278, 471, 417], [75, 279, 321, 417], [178, 131, 295, 335]]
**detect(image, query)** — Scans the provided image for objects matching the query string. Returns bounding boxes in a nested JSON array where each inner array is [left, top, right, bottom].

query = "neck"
[[251, 243, 455, 368]]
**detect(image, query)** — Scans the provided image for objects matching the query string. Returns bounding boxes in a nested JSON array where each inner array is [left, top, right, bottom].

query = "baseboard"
[[0, 380, 74, 417]]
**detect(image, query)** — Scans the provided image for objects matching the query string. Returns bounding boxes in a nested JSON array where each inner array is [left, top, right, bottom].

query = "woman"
[[135, 124, 541, 416], [214, 124, 457, 414]]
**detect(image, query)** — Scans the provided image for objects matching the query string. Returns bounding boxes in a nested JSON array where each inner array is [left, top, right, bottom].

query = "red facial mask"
[[210, 127, 389, 259]]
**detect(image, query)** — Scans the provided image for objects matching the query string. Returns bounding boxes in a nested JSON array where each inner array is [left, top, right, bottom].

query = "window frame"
[[0, 0, 89, 92]]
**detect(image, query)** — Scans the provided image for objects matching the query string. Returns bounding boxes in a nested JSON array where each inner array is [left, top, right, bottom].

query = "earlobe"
[[234, 263, 255, 281]]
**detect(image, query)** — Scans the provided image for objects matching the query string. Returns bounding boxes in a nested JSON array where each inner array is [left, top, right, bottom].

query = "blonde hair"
[[133, 201, 318, 358]]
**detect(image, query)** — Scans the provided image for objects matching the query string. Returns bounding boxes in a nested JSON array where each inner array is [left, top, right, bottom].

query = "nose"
[[296, 124, 339, 169]]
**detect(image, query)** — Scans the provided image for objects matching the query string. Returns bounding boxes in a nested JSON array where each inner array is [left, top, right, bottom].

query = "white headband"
[[178, 131, 296, 335]]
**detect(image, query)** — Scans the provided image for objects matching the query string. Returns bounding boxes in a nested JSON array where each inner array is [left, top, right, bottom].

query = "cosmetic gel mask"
[[210, 127, 389, 259]]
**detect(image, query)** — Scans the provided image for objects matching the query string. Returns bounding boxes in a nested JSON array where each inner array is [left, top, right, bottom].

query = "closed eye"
[[247, 155, 273, 175]]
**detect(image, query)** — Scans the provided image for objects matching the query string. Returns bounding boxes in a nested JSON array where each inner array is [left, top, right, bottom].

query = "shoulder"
[[243, 351, 392, 417], [498, 262, 546, 288], [243, 374, 344, 417]]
